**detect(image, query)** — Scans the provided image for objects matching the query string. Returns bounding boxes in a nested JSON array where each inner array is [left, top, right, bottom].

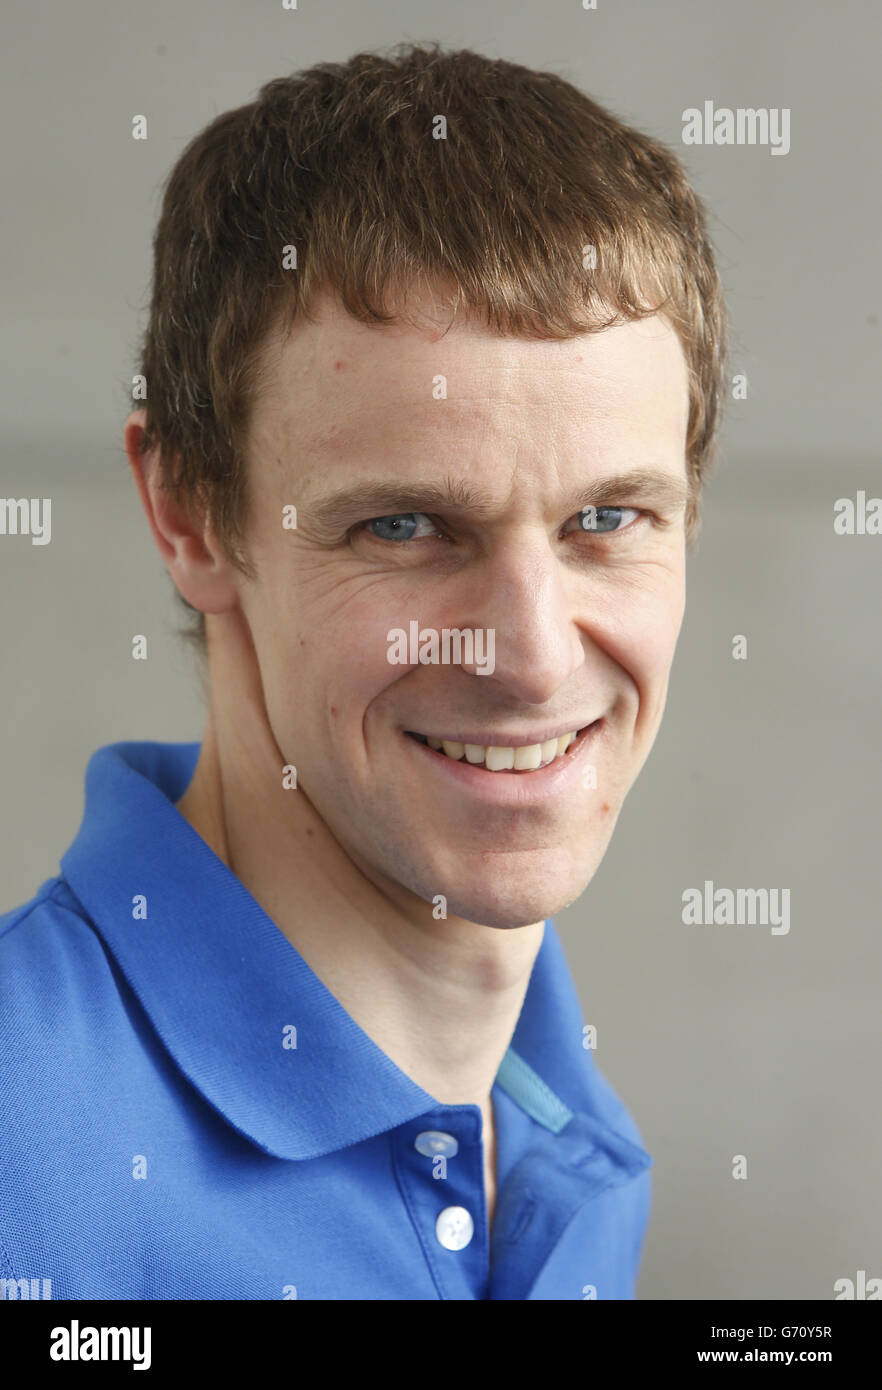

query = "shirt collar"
[[61, 740, 649, 1169]]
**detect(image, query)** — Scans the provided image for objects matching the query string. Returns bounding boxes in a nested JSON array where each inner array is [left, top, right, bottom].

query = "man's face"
[[233, 293, 690, 928]]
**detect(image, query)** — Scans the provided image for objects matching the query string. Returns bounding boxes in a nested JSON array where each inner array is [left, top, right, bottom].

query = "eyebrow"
[[304, 469, 690, 531]]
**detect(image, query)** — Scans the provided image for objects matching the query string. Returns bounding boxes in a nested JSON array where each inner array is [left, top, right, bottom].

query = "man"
[[0, 42, 726, 1299]]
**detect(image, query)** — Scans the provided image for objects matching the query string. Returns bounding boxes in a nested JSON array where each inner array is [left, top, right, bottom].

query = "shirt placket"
[[391, 1108, 490, 1299]]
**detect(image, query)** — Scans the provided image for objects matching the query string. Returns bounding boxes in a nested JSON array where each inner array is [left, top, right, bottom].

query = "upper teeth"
[[426, 732, 578, 771]]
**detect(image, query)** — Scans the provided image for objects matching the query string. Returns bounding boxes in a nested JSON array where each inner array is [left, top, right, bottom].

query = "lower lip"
[[403, 721, 603, 807]]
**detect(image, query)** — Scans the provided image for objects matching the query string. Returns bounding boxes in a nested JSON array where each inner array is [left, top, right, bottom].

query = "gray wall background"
[[1, 0, 879, 1299]]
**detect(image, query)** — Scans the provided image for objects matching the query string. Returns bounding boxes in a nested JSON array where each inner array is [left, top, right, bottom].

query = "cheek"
[[587, 567, 685, 720], [267, 594, 419, 751], [631, 596, 683, 676], [245, 531, 418, 710], [625, 580, 685, 733]]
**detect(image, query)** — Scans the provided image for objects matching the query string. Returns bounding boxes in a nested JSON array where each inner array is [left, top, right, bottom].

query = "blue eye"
[[577, 506, 640, 533], [364, 513, 436, 541]]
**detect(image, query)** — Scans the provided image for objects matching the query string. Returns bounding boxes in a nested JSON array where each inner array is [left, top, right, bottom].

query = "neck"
[[175, 612, 544, 1114]]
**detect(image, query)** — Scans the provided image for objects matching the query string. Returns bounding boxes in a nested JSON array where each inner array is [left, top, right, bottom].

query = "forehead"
[[250, 292, 690, 462]]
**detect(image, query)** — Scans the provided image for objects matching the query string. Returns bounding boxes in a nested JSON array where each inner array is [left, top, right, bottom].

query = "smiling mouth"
[[404, 724, 595, 772]]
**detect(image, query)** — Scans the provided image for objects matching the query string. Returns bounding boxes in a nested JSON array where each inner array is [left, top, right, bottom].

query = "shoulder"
[[0, 878, 176, 1294], [0, 877, 118, 1018], [0, 876, 134, 1123]]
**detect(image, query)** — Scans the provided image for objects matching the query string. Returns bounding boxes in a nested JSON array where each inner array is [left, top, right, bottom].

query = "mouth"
[[404, 723, 598, 773]]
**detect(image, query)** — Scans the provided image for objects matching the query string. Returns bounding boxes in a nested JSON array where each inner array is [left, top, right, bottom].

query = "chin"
[[427, 867, 595, 931]]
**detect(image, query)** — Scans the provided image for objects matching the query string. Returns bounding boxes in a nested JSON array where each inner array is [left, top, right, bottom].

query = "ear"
[[123, 409, 242, 616]]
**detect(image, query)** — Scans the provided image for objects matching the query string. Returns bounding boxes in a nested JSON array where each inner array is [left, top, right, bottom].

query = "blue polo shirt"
[[0, 740, 652, 1300]]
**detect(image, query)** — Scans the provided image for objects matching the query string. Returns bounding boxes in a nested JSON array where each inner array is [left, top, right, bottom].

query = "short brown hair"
[[132, 41, 728, 653]]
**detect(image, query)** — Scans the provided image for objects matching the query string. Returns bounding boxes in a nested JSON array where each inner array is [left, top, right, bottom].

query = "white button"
[[435, 1206, 474, 1251], [414, 1130, 459, 1159]]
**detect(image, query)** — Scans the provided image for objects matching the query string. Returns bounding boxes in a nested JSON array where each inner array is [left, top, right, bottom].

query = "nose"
[[458, 529, 585, 703]]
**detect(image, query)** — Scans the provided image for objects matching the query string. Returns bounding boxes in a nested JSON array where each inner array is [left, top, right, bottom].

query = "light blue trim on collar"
[[495, 1047, 574, 1133]]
